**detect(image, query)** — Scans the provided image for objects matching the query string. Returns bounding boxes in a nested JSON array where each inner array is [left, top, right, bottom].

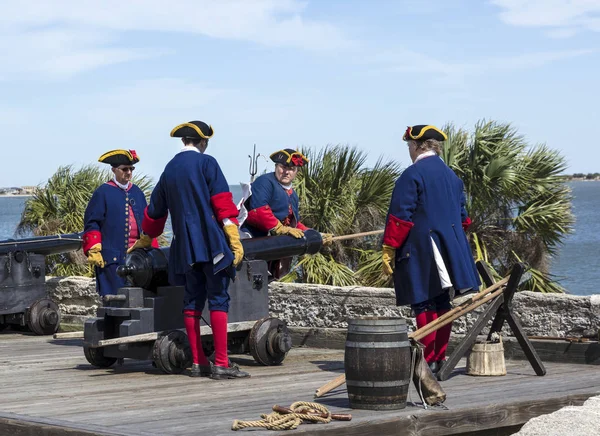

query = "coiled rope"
[[232, 401, 332, 431]]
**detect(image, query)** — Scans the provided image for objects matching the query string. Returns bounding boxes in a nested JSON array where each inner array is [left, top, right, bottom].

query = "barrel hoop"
[[347, 326, 408, 334], [345, 340, 410, 348], [348, 319, 406, 325], [346, 379, 410, 388]]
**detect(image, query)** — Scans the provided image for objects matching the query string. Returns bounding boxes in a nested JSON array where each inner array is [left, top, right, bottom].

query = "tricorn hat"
[[270, 149, 309, 167], [98, 149, 139, 167], [170, 121, 214, 139], [403, 125, 447, 142]]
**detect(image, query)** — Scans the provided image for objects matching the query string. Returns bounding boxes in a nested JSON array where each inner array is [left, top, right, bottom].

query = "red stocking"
[[183, 309, 209, 366], [434, 309, 452, 362], [415, 311, 438, 363], [210, 310, 229, 368]]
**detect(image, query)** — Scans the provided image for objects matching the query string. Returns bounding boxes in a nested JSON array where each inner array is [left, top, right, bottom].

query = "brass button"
[[395, 222, 399, 226], [113, 257, 117, 261], [406, 253, 410, 257]]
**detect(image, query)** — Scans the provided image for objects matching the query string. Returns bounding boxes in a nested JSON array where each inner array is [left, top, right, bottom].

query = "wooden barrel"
[[344, 317, 411, 410]]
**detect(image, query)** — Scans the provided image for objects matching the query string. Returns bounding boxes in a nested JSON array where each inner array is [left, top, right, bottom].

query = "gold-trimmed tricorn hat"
[[403, 125, 447, 142], [270, 149, 309, 167], [170, 121, 214, 139], [98, 149, 139, 167]]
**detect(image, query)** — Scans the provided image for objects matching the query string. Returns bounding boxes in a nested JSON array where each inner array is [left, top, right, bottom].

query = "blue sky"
[[1, 0, 599, 187]]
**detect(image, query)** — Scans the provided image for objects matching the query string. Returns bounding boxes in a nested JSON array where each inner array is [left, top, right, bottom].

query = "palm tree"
[[441, 120, 573, 292], [17, 165, 155, 276], [280, 145, 402, 286]]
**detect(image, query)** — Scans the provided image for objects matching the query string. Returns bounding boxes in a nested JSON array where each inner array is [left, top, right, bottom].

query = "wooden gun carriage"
[[82, 230, 323, 373], [0, 233, 82, 335]]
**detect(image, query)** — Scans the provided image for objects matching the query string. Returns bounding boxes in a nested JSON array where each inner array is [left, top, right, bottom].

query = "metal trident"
[[248, 144, 267, 182]]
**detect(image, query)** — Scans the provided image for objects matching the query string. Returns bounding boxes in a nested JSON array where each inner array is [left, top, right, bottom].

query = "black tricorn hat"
[[98, 149, 139, 167], [270, 149, 309, 167], [170, 121, 214, 139], [403, 125, 447, 142]]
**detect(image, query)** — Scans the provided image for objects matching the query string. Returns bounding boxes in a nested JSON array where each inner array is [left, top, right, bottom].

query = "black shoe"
[[210, 365, 250, 380], [428, 361, 439, 373], [189, 363, 212, 378]]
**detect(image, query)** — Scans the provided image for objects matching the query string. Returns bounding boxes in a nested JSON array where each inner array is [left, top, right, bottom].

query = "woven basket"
[[466, 336, 506, 376]]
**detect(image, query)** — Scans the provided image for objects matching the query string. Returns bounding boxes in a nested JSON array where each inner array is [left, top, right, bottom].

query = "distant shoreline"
[[0, 194, 32, 197]]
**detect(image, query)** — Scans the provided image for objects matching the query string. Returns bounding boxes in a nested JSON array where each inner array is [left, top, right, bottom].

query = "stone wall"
[[48, 277, 600, 338], [46, 276, 100, 325], [267, 283, 600, 338]]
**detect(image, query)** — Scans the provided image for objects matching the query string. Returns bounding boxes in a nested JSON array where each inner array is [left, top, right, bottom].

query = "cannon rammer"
[[83, 230, 323, 373], [0, 233, 83, 335]]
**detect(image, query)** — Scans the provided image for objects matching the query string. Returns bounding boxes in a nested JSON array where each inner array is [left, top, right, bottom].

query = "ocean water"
[[0, 182, 597, 295], [549, 182, 600, 296]]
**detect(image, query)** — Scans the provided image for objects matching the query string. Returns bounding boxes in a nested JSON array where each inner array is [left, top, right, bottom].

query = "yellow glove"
[[271, 221, 304, 239], [321, 233, 334, 245], [223, 224, 244, 267], [382, 244, 396, 276], [127, 234, 152, 254], [87, 244, 105, 268]]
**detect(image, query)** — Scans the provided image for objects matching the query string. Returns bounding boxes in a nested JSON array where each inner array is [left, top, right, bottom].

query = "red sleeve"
[[210, 192, 239, 226], [151, 238, 160, 248], [462, 216, 472, 231], [296, 222, 309, 231], [142, 206, 168, 238], [82, 230, 101, 255], [245, 205, 280, 232], [383, 215, 414, 248]]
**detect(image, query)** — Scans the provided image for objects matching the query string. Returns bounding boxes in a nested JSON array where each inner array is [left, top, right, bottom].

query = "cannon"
[[82, 230, 323, 373], [0, 233, 83, 335]]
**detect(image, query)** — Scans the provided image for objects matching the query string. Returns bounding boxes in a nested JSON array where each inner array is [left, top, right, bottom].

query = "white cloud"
[[368, 46, 594, 87], [0, 0, 349, 79], [491, 0, 600, 36]]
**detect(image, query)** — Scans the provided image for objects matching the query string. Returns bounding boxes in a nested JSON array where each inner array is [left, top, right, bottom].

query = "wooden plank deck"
[[1, 330, 599, 436]]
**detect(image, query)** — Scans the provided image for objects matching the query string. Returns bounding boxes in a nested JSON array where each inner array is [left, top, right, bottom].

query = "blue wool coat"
[[83, 182, 148, 296], [243, 172, 302, 237], [387, 155, 480, 306], [147, 151, 234, 280]]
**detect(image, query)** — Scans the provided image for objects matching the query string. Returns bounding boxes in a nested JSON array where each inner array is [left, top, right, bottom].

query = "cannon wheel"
[[25, 298, 61, 336], [84, 346, 117, 368], [249, 317, 292, 366], [152, 330, 192, 374]]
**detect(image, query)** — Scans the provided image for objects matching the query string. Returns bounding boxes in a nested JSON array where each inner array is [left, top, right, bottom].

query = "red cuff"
[[142, 206, 168, 238], [245, 205, 279, 231], [210, 192, 239, 223], [462, 216, 472, 231], [383, 215, 414, 248], [296, 222, 309, 231], [82, 230, 101, 255], [151, 238, 160, 248]]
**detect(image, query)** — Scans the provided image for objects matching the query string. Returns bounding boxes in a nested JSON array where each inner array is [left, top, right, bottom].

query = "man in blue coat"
[[382, 125, 480, 372], [130, 120, 249, 380], [83, 149, 158, 297], [242, 148, 331, 279]]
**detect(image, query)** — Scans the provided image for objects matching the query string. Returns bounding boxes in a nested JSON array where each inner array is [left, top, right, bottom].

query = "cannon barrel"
[[241, 229, 322, 261], [117, 230, 323, 289], [0, 233, 83, 256]]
